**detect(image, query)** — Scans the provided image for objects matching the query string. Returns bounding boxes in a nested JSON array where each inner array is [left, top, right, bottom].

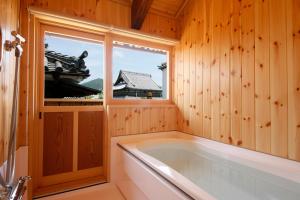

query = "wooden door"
[[34, 109, 105, 196], [32, 24, 106, 197]]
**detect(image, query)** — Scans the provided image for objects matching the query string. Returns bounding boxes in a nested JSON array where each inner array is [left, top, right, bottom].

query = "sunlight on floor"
[[38, 183, 124, 200]]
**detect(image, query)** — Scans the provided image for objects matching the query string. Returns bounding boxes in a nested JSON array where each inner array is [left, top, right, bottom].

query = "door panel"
[[43, 112, 73, 176], [78, 111, 103, 170], [32, 24, 106, 197], [35, 110, 105, 196]]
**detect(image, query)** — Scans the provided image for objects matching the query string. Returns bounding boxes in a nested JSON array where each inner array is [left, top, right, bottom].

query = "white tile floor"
[[38, 183, 124, 200]]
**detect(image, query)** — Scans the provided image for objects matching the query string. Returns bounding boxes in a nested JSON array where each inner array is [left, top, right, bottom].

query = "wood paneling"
[[131, 0, 154, 29], [0, 0, 20, 165], [287, 0, 300, 161], [78, 111, 103, 170], [241, 0, 255, 149], [269, 0, 288, 157], [18, 0, 179, 147], [43, 112, 73, 176], [150, 0, 186, 17], [108, 105, 178, 137], [254, 0, 271, 153], [24, 0, 131, 28], [174, 0, 300, 161], [141, 12, 177, 39]]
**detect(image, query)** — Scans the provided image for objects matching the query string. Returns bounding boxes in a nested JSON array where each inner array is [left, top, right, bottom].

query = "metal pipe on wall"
[[0, 31, 30, 200]]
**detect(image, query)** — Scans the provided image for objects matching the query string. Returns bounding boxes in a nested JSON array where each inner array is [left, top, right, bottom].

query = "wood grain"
[[150, 0, 186, 17], [254, 0, 271, 153], [18, 0, 179, 149], [241, 0, 255, 149], [219, 0, 231, 144], [43, 112, 73, 176], [210, 0, 222, 140], [174, 0, 300, 161], [78, 111, 103, 170], [230, 0, 242, 146], [287, 0, 300, 161], [108, 105, 178, 137], [131, 0, 154, 29], [0, 0, 20, 165], [269, 0, 288, 157]]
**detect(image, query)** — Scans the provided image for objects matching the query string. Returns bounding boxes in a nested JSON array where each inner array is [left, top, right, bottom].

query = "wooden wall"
[[0, 0, 20, 165], [18, 0, 179, 147], [174, 0, 300, 161], [108, 105, 178, 137], [141, 12, 177, 39], [22, 0, 132, 28]]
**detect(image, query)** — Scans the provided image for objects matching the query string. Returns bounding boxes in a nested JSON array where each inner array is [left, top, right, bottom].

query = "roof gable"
[[114, 70, 161, 91]]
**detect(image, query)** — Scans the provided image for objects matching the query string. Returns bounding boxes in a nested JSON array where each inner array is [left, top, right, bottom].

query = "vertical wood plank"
[[176, 42, 184, 131], [255, 0, 271, 153], [287, 0, 300, 161], [73, 112, 78, 171], [78, 111, 103, 170], [189, 5, 197, 134], [241, 0, 255, 149], [183, 19, 191, 132], [141, 107, 151, 133], [230, 0, 242, 145], [202, 0, 212, 138], [194, 0, 204, 135], [211, 0, 222, 140], [269, 0, 288, 157], [174, 0, 300, 162], [0, 0, 19, 164], [219, 0, 231, 144], [43, 112, 73, 176]]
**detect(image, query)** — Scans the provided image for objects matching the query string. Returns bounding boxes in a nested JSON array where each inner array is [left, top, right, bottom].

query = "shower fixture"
[[0, 31, 30, 200]]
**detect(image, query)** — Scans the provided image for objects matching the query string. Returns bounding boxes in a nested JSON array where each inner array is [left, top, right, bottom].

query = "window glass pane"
[[112, 41, 168, 99], [44, 33, 103, 104]]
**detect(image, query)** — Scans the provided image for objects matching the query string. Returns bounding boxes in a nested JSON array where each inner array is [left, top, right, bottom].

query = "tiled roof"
[[114, 70, 161, 91], [44, 50, 90, 77]]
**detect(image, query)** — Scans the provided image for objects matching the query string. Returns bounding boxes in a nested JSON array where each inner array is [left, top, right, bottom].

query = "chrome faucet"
[[0, 176, 31, 200], [7, 176, 31, 200]]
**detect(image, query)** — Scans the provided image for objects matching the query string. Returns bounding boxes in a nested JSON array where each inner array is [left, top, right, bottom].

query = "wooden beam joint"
[[131, 0, 154, 29]]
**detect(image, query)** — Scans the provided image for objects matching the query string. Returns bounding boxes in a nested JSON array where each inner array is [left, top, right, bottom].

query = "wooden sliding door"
[[32, 24, 106, 196]]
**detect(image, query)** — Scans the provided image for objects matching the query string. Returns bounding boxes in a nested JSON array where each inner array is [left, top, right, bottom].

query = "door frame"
[[26, 6, 177, 198], [28, 14, 108, 197]]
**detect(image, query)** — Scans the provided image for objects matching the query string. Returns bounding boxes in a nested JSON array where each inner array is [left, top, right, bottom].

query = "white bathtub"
[[112, 131, 300, 200]]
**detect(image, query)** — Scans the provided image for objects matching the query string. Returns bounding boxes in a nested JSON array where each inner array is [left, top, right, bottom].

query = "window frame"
[[28, 8, 178, 196], [39, 24, 105, 109], [107, 34, 173, 105]]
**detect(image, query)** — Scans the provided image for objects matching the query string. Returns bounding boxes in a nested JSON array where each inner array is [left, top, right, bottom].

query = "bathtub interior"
[[129, 139, 300, 200]]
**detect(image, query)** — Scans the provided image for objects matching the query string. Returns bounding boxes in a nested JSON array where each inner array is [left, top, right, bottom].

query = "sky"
[[113, 46, 166, 86], [45, 34, 167, 86]]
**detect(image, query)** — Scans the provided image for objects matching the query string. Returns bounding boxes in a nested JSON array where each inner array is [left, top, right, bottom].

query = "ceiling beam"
[[131, 0, 154, 29]]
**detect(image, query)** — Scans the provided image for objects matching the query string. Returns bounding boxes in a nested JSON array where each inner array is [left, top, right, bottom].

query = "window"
[[44, 33, 104, 105], [112, 41, 169, 100]]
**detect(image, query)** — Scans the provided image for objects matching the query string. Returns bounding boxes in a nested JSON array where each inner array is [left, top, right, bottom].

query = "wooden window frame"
[[107, 34, 173, 105], [39, 24, 105, 108], [32, 23, 107, 196]]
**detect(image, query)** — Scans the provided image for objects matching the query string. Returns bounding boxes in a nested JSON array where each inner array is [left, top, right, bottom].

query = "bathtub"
[[111, 131, 300, 200]]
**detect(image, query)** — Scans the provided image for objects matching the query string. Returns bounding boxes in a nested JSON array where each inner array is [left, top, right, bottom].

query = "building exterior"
[[44, 49, 100, 98], [158, 62, 167, 98], [113, 70, 162, 98]]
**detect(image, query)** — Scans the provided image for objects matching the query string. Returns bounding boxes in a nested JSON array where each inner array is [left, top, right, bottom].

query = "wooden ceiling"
[[150, 0, 188, 18], [131, 0, 188, 29]]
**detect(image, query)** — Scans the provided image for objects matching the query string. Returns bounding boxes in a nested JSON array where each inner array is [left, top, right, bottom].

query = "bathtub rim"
[[118, 131, 300, 188], [117, 142, 214, 200]]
